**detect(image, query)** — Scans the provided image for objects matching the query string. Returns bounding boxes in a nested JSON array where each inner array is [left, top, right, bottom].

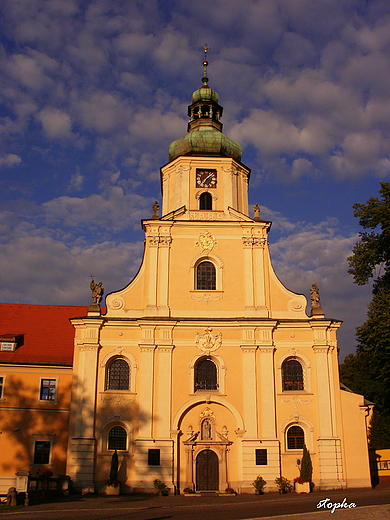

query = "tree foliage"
[[300, 444, 313, 483], [343, 183, 390, 449], [348, 182, 390, 292]]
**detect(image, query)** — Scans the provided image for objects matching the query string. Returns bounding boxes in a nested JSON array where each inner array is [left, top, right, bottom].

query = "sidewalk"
[[250, 503, 390, 520]]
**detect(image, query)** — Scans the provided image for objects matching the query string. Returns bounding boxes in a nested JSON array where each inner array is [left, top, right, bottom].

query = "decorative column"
[[313, 346, 334, 438], [253, 237, 267, 309], [258, 344, 277, 439], [157, 235, 172, 315], [155, 345, 174, 439], [68, 318, 103, 493], [138, 344, 156, 439], [240, 345, 258, 438], [312, 321, 344, 487], [242, 237, 255, 310], [146, 235, 159, 312]]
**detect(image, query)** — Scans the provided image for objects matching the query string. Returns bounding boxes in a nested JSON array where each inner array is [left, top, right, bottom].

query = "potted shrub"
[[225, 487, 236, 494], [295, 444, 312, 493], [183, 487, 196, 494], [274, 476, 293, 494], [252, 475, 267, 494], [104, 450, 120, 495], [153, 479, 170, 496]]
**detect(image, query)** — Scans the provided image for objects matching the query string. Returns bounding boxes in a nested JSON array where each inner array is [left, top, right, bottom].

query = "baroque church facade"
[[67, 62, 371, 494]]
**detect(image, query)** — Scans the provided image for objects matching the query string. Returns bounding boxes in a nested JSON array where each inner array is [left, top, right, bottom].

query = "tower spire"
[[202, 44, 210, 86]]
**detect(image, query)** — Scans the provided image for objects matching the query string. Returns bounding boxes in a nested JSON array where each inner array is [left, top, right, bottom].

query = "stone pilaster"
[[240, 345, 258, 438]]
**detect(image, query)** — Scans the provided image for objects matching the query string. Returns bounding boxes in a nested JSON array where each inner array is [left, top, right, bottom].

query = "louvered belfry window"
[[107, 358, 130, 390], [196, 261, 216, 291]]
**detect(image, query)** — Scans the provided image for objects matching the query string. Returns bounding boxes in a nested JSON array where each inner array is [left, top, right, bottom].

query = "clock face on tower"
[[196, 169, 217, 188]]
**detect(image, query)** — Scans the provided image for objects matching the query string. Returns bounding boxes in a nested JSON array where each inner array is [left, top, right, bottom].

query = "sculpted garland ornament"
[[196, 327, 222, 353]]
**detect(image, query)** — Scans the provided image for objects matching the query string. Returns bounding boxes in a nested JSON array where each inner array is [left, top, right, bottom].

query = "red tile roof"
[[0, 304, 88, 366]]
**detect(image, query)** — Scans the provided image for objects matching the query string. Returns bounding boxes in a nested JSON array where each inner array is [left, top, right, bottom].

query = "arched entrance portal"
[[196, 449, 219, 491]]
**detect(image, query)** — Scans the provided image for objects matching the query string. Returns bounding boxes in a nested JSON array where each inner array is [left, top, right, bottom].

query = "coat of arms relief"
[[196, 327, 222, 353], [195, 231, 216, 253]]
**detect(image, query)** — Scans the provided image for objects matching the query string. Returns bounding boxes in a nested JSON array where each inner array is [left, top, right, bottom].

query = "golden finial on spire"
[[203, 44, 210, 61], [202, 44, 210, 86]]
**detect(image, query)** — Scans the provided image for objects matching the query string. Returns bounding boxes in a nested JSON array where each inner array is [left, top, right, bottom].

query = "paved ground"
[[0, 487, 389, 520]]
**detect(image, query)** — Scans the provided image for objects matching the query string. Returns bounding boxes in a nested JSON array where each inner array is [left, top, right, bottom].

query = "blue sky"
[[1, 0, 388, 359]]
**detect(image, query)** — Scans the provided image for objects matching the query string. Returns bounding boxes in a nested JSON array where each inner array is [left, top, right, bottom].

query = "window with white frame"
[[39, 379, 56, 401]]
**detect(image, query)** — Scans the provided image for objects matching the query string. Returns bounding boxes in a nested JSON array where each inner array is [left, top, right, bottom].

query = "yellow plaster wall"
[[0, 365, 72, 476]]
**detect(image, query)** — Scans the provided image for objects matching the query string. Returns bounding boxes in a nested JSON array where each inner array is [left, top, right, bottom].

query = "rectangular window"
[[148, 449, 160, 466], [0, 376, 4, 398], [40, 379, 56, 401], [1, 342, 15, 351], [255, 449, 268, 465], [33, 441, 51, 464]]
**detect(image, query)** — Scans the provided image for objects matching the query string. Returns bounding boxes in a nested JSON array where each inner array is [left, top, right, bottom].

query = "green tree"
[[109, 450, 118, 484], [348, 181, 390, 292], [346, 183, 390, 449], [300, 444, 312, 483]]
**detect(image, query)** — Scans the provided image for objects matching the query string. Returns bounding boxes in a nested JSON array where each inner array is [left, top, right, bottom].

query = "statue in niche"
[[152, 201, 159, 219], [90, 280, 104, 305], [253, 204, 261, 221], [201, 418, 213, 440]]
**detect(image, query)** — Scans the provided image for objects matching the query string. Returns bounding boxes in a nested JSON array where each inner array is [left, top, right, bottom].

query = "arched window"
[[106, 358, 130, 390], [195, 358, 218, 391], [196, 261, 216, 290], [108, 426, 127, 450], [199, 192, 212, 210], [282, 358, 304, 391], [286, 425, 305, 450]]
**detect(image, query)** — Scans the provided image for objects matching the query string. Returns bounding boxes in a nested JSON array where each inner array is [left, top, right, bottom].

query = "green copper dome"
[[168, 61, 242, 162]]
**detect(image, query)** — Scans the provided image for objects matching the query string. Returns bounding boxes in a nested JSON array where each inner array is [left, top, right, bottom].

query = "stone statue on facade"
[[310, 283, 324, 316], [152, 201, 159, 219], [90, 280, 104, 306], [253, 203, 261, 221]]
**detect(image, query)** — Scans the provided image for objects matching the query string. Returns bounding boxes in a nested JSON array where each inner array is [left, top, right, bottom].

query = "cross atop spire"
[[202, 43, 210, 86]]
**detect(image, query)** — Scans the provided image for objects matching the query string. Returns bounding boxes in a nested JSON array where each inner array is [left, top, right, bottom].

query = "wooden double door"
[[196, 449, 219, 491]]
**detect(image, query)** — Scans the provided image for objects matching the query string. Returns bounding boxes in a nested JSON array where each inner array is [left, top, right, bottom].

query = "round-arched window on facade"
[[286, 425, 305, 450], [108, 426, 127, 450], [196, 261, 216, 291], [282, 358, 304, 391], [106, 358, 130, 390], [199, 192, 212, 210], [195, 357, 218, 391]]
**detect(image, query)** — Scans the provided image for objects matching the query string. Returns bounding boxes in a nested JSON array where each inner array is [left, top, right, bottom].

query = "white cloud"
[[0, 154, 22, 167], [37, 107, 73, 139], [42, 186, 154, 233], [268, 218, 372, 357], [0, 224, 144, 306]]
